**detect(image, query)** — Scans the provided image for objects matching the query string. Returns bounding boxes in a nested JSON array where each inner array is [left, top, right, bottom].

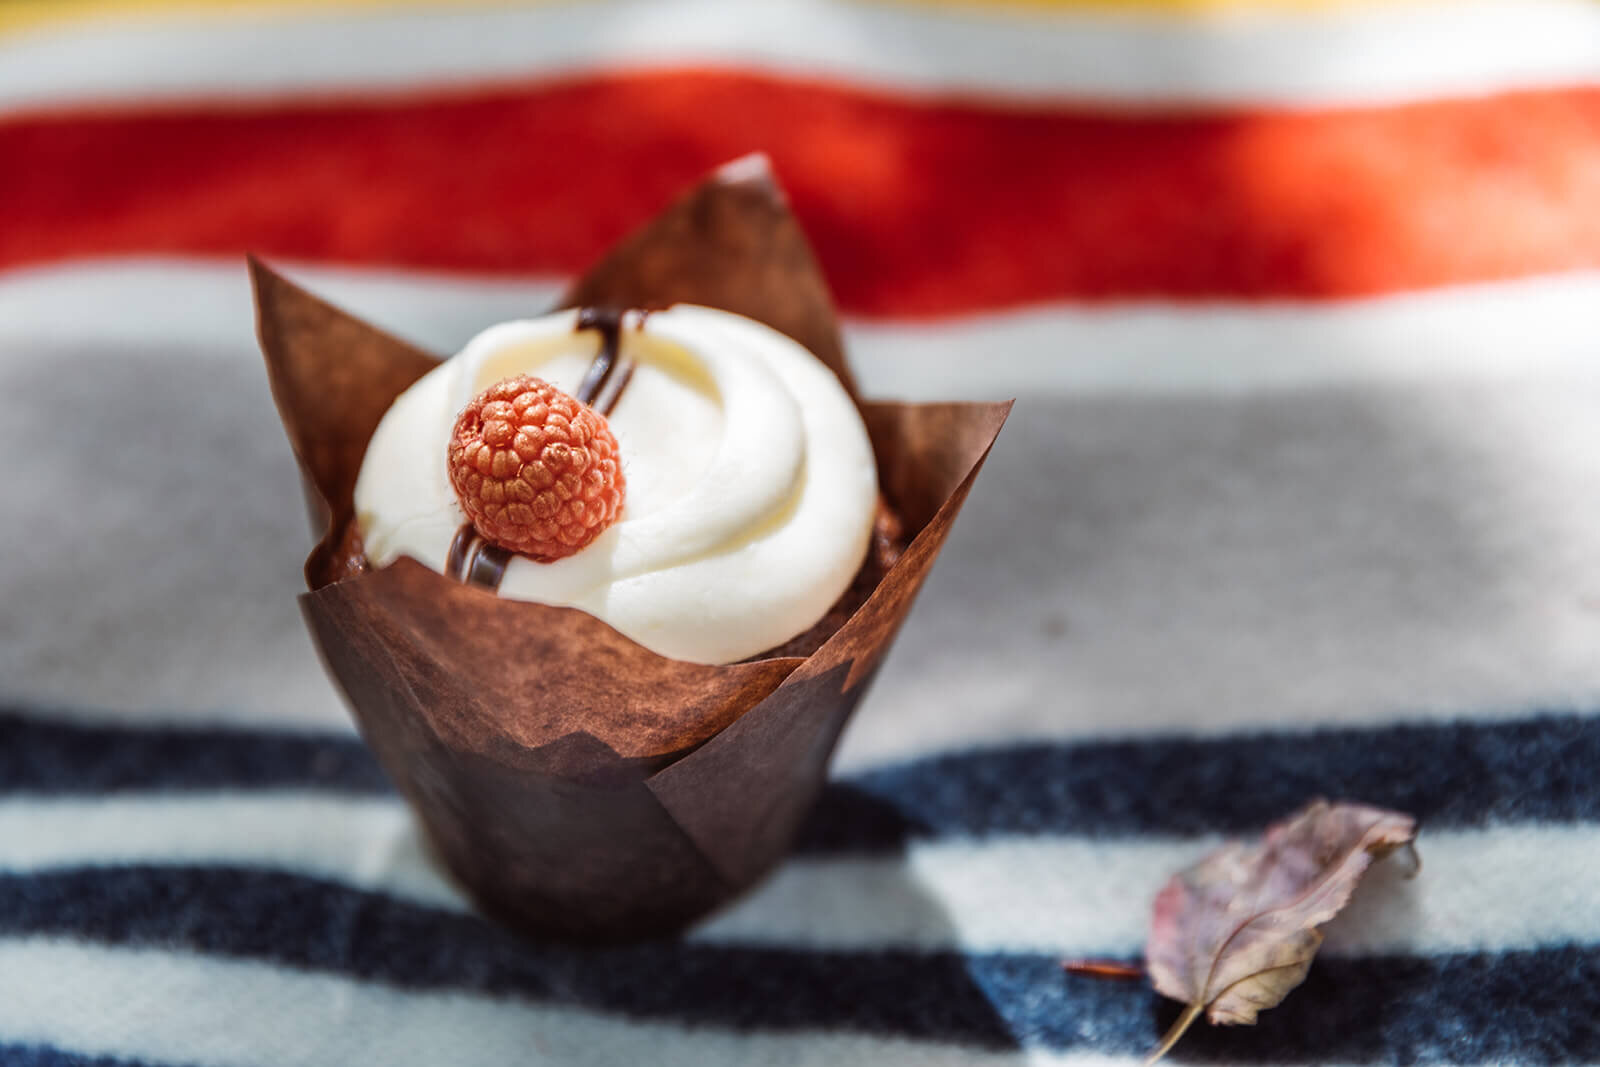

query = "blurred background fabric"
[[3, 0, 1600, 1063]]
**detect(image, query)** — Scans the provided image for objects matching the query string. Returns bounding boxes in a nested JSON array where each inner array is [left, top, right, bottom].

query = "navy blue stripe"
[[0, 1047, 173, 1067], [0, 710, 389, 794], [804, 710, 1600, 849], [7, 707, 1600, 843], [4, 865, 1598, 1062]]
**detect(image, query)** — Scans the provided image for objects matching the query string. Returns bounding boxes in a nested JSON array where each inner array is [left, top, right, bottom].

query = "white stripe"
[[848, 272, 1600, 399], [0, 938, 1127, 1067], [4, 260, 1598, 398], [1, 0, 1597, 113], [700, 827, 1576, 958], [3, 793, 1593, 958], [0, 259, 564, 378], [0, 793, 469, 912]]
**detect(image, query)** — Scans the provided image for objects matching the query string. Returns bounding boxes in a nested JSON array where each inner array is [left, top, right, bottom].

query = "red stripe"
[[3, 71, 1598, 313]]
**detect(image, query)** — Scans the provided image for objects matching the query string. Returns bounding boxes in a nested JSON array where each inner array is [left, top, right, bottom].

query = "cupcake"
[[254, 154, 1010, 941]]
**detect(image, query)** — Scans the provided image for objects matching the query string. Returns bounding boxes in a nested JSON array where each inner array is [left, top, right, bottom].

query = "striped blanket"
[[3, 1, 1598, 1064]]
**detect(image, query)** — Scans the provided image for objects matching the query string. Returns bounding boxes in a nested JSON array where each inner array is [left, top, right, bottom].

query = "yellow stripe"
[[876, 0, 1431, 11], [0, 0, 535, 38], [0, 0, 1461, 40]]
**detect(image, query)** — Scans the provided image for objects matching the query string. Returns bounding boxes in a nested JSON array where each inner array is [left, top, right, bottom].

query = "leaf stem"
[[1146, 1000, 1205, 1065], [1061, 959, 1145, 980], [1398, 840, 1423, 879]]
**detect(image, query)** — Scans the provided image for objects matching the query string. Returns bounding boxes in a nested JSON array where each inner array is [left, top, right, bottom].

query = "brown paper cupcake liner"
[[253, 154, 1010, 942]]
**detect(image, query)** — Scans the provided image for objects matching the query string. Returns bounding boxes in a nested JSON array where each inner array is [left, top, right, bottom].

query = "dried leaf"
[[1143, 799, 1418, 1063]]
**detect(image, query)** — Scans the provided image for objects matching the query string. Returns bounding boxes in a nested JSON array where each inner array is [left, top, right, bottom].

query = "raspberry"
[[447, 375, 626, 561]]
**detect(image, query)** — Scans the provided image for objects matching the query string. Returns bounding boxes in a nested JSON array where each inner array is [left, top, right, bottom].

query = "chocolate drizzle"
[[573, 307, 639, 415], [446, 524, 512, 588], [445, 524, 474, 578], [447, 306, 641, 591]]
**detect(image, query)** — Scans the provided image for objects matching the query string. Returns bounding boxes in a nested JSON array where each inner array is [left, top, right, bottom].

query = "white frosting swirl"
[[353, 305, 878, 665]]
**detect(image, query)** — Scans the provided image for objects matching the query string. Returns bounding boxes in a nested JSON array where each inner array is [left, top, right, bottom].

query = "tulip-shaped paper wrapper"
[[253, 155, 1011, 942]]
